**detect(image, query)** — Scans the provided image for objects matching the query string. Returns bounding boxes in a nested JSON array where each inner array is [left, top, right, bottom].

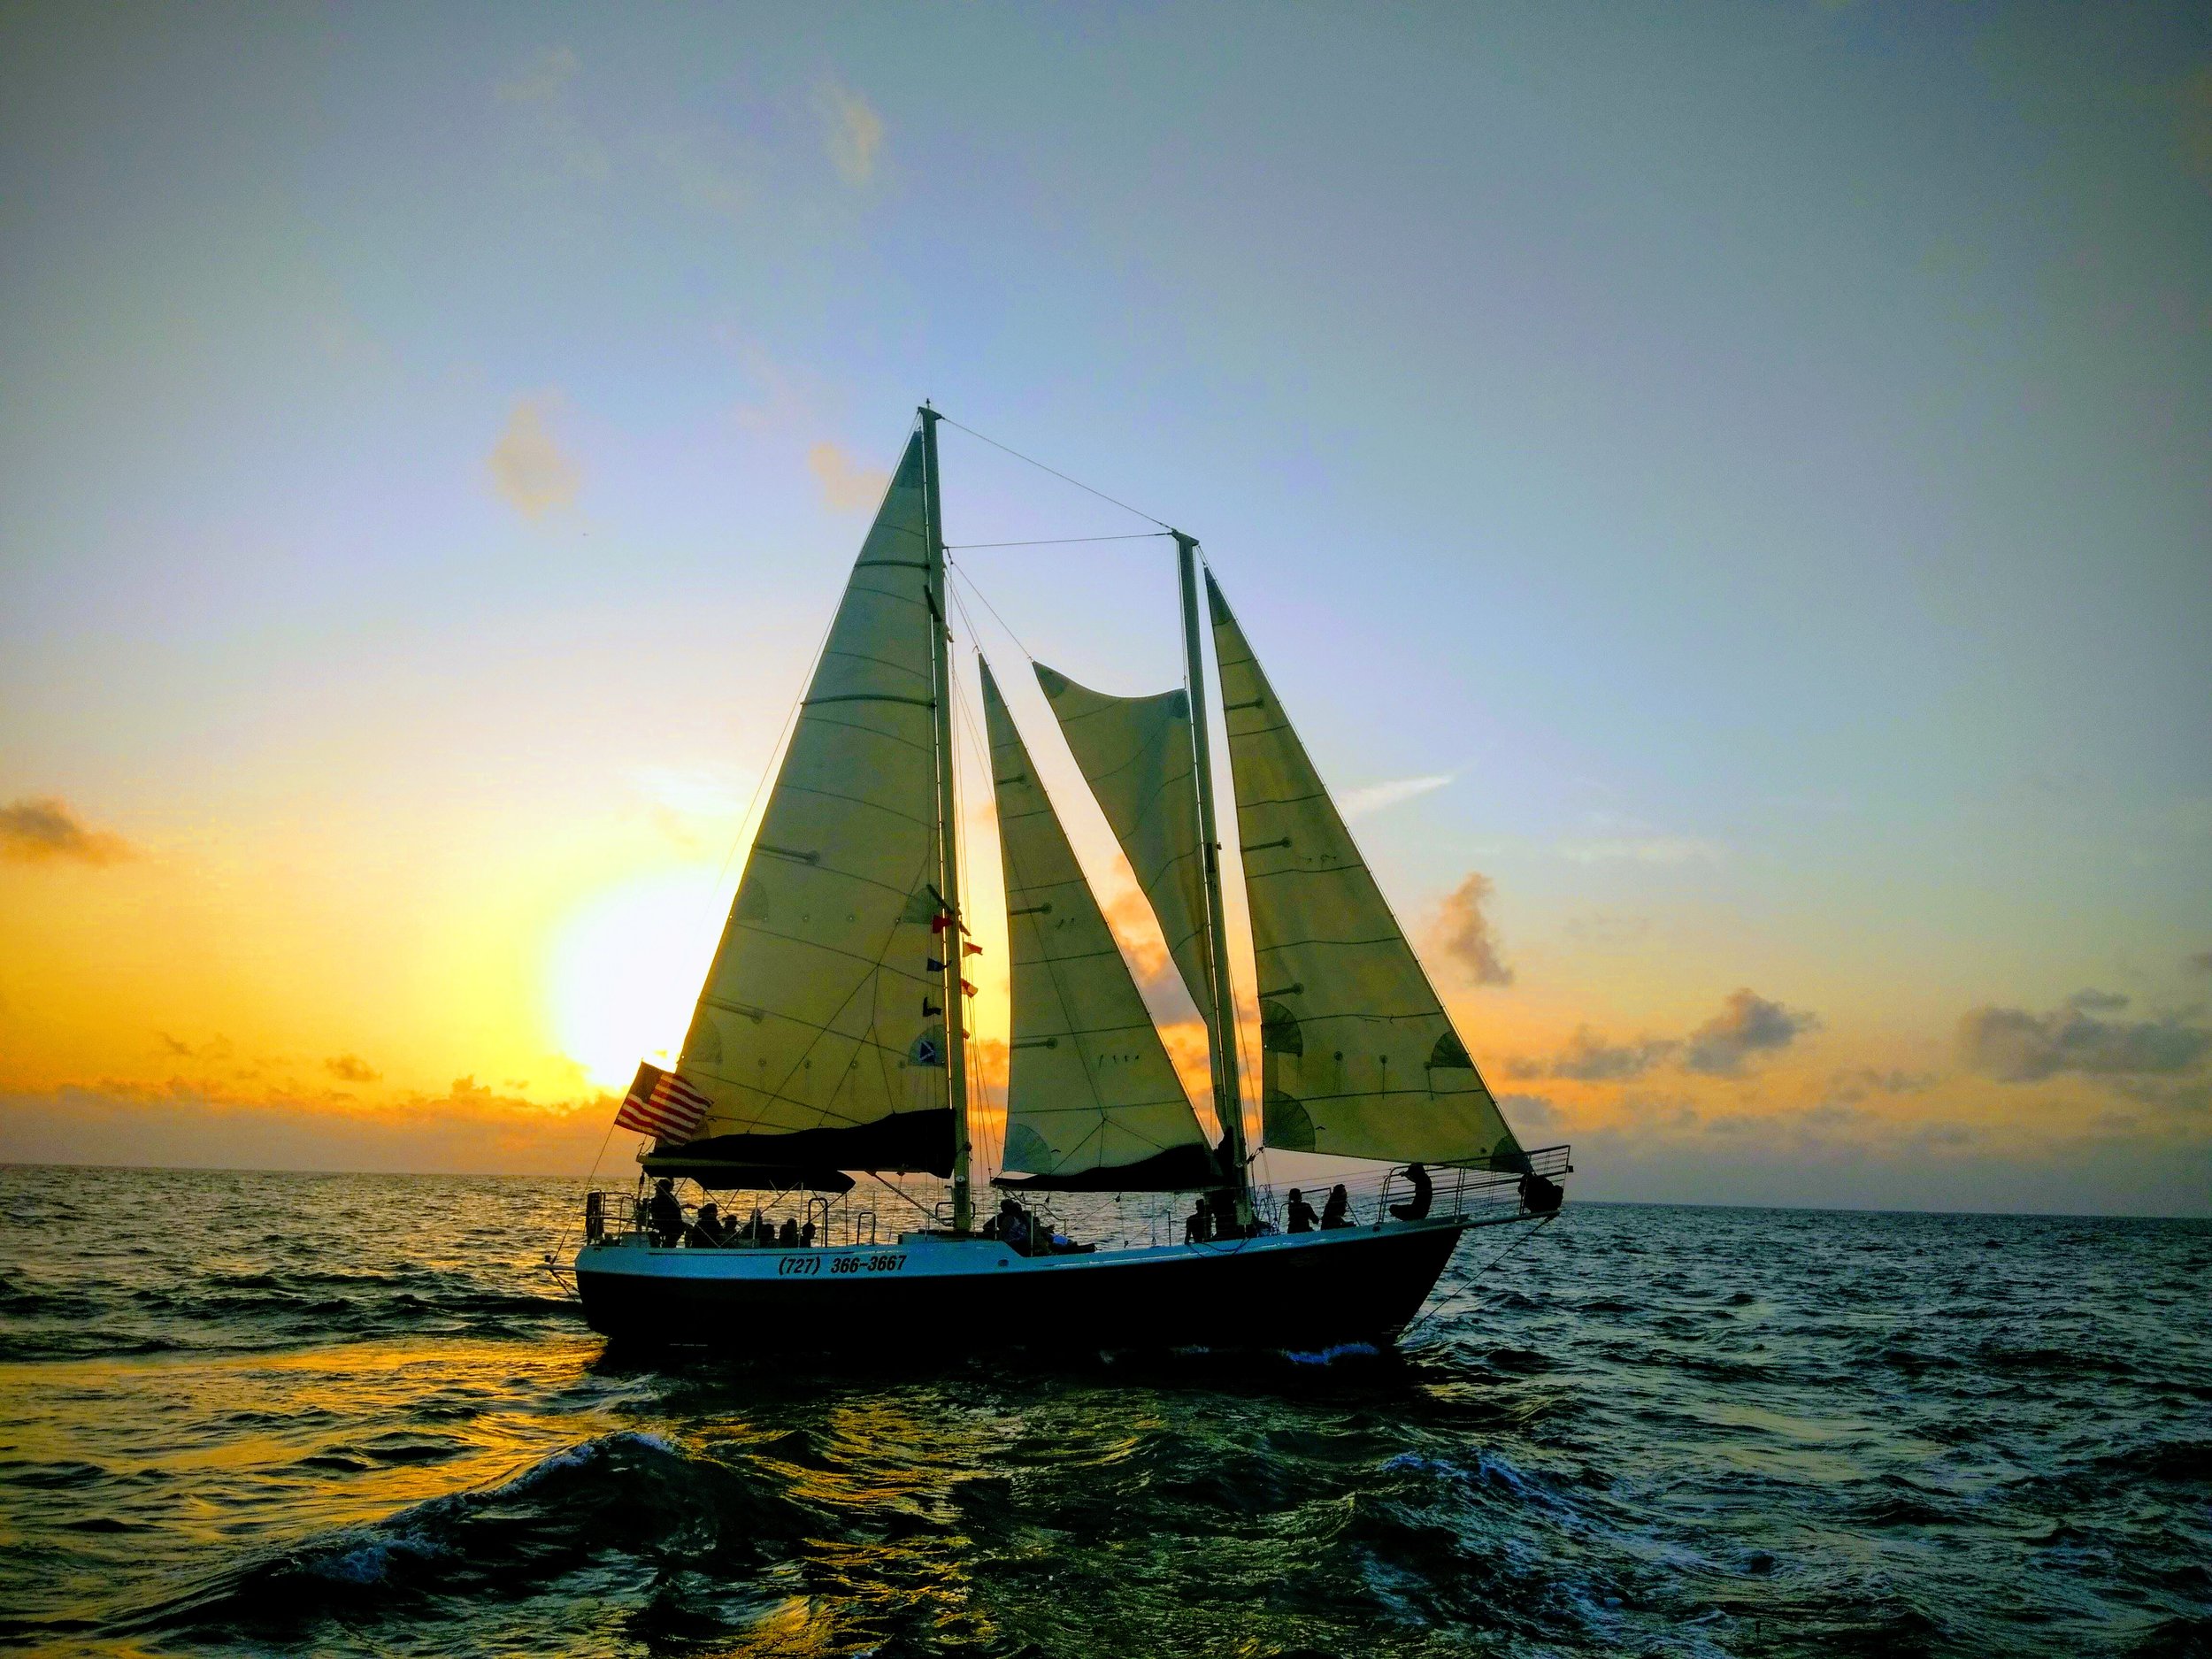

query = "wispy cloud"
[[808, 441, 889, 512], [324, 1054, 381, 1084], [1510, 987, 1818, 1080], [488, 396, 582, 519], [1558, 834, 1724, 865], [1959, 995, 2212, 1082], [494, 46, 610, 183], [1510, 1026, 1677, 1081], [0, 798, 135, 865], [1434, 872, 1514, 987], [1339, 773, 1452, 820], [815, 80, 883, 185]]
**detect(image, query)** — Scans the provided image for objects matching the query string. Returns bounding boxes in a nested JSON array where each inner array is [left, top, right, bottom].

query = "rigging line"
[[945, 558, 1038, 664], [1404, 1211, 1560, 1343], [936, 413, 1178, 532], [943, 532, 1172, 550]]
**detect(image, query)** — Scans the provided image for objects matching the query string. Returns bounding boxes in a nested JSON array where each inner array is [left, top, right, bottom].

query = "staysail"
[[1032, 664, 1215, 1021], [1206, 572, 1525, 1170], [656, 432, 956, 1176], [983, 662, 1217, 1190]]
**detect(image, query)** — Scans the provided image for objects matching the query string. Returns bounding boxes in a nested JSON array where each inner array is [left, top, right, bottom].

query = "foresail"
[[1206, 572, 1525, 1171], [984, 663, 1214, 1190], [1033, 664, 1214, 1021], [668, 432, 954, 1173]]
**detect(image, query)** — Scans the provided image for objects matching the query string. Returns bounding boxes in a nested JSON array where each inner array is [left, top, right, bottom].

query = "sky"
[[2, 3, 2208, 1214]]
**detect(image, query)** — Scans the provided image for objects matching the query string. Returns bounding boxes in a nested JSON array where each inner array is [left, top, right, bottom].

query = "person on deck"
[[1320, 1185, 1353, 1229], [1285, 1188, 1318, 1233], [747, 1207, 769, 1245], [1207, 1187, 1240, 1241], [1184, 1201, 1211, 1245], [800, 1218, 816, 1247], [648, 1178, 683, 1248], [1388, 1162, 1433, 1223], [686, 1202, 725, 1248], [778, 1216, 800, 1248]]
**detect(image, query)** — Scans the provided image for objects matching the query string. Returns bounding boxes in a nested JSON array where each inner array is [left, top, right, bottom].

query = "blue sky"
[[3, 4, 2207, 1210]]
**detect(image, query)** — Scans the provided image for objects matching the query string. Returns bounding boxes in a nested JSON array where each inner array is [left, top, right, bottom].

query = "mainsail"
[[1032, 664, 1214, 1021], [1207, 572, 1525, 1171], [659, 433, 955, 1175], [983, 664, 1217, 1189]]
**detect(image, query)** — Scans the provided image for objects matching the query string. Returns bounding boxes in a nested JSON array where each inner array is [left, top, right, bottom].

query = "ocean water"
[[0, 1167, 2206, 1657]]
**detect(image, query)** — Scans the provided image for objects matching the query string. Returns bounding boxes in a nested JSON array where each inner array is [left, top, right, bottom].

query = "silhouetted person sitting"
[[746, 1207, 769, 1245], [779, 1216, 800, 1248], [686, 1202, 724, 1248], [1518, 1171, 1563, 1215], [1320, 1184, 1353, 1229], [1389, 1162, 1432, 1223], [800, 1218, 816, 1247], [648, 1178, 683, 1248], [1003, 1202, 1034, 1256], [1208, 1188, 1240, 1240], [1184, 1201, 1211, 1245], [1286, 1188, 1318, 1233]]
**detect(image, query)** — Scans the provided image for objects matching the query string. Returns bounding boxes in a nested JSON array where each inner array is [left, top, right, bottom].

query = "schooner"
[[568, 408, 1571, 1351]]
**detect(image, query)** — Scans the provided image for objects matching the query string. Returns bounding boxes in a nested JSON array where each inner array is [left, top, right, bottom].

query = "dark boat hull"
[[572, 1217, 1479, 1354]]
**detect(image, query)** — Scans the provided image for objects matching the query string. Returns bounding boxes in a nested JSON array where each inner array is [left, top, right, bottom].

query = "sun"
[[544, 866, 731, 1089]]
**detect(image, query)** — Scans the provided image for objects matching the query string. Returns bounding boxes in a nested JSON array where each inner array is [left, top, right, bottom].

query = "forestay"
[[666, 433, 955, 1174], [1207, 572, 1525, 1171], [1033, 664, 1215, 1022], [983, 663, 1217, 1190]]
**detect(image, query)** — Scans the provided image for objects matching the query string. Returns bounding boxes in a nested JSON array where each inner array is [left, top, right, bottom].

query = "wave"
[[114, 1431, 818, 1647]]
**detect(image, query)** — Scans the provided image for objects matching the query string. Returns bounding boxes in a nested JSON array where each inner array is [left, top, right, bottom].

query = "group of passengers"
[[645, 1179, 816, 1249], [980, 1196, 1087, 1256], [1185, 1162, 1433, 1241]]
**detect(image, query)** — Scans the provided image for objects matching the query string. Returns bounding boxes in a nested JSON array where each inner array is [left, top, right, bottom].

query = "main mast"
[[1176, 533, 1254, 1229], [920, 405, 973, 1233]]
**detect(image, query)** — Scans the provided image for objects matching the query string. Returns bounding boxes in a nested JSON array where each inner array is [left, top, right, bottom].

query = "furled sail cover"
[[1207, 572, 1525, 1171], [666, 432, 954, 1175], [1033, 663, 1215, 1021], [983, 662, 1217, 1191]]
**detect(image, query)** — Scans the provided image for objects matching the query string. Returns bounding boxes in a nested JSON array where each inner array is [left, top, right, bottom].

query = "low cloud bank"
[[0, 1080, 614, 1178], [1959, 993, 2212, 1083]]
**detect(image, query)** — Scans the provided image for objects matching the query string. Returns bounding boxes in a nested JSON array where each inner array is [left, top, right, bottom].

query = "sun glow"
[[543, 867, 731, 1088]]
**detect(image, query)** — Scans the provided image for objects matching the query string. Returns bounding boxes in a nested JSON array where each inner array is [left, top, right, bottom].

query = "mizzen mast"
[[920, 404, 974, 1233], [1176, 532, 1254, 1229]]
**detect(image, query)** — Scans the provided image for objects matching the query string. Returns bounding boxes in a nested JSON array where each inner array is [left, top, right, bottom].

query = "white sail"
[[1207, 572, 1525, 1170], [1032, 664, 1214, 1021], [983, 662, 1215, 1188], [668, 433, 954, 1171]]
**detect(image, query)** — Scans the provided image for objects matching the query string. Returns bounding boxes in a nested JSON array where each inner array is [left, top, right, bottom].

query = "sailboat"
[[568, 408, 1571, 1352]]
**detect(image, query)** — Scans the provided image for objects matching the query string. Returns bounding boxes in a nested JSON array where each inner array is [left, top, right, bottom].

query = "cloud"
[[1959, 998, 2212, 1083], [324, 1054, 381, 1084], [496, 44, 580, 104], [1557, 835, 1724, 865], [2068, 987, 2131, 1012], [488, 397, 582, 519], [1684, 989, 1821, 1075], [0, 797, 135, 865], [808, 441, 889, 512], [1435, 872, 1514, 986], [815, 80, 883, 184], [494, 47, 610, 185], [1511, 1026, 1678, 1081], [1823, 1066, 1938, 1106], [1338, 774, 1453, 820]]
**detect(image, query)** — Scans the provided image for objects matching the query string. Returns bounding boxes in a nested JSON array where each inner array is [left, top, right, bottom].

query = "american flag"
[[614, 1061, 710, 1143]]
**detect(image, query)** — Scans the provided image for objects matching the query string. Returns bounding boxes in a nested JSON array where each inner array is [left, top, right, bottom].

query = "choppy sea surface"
[[1, 1167, 2206, 1657]]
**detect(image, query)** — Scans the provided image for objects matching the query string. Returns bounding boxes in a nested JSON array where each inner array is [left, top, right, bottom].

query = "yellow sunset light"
[[543, 867, 730, 1088]]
